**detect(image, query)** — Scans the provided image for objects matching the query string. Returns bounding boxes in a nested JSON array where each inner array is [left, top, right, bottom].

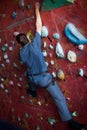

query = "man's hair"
[[16, 33, 29, 46]]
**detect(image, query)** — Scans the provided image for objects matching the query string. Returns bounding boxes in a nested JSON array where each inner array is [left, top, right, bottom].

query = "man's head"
[[16, 33, 29, 47]]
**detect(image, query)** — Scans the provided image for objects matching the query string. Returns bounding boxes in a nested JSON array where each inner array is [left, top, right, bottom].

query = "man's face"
[[20, 35, 29, 44]]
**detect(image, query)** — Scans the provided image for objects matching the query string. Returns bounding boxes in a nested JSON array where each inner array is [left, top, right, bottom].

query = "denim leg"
[[28, 76, 36, 91], [37, 73, 53, 87], [46, 81, 72, 121]]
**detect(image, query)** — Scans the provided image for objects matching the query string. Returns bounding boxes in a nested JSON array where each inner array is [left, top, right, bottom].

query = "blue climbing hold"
[[64, 23, 87, 45]]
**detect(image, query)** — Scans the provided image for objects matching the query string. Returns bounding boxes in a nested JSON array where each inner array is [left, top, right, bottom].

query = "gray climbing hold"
[[41, 26, 48, 37], [53, 33, 60, 40]]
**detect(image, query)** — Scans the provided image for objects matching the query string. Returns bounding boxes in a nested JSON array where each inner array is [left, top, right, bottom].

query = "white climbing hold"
[[52, 72, 56, 78], [43, 41, 47, 48], [4, 53, 8, 59], [78, 68, 84, 76], [67, 50, 77, 63], [56, 42, 65, 58], [78, 44, 84, 50], [42, 50, 47, 57], [13, 31, 19, 37], [50, 60, 54, 65], [49, 44, 54, 49], [45, 62, 49, 67]]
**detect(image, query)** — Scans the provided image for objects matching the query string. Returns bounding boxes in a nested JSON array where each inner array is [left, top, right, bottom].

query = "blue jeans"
[[28, 73, 72, 121]]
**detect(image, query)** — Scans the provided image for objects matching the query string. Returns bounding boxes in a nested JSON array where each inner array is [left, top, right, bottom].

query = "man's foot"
[[27, 89, 37, 98], [69, 119, 87, 130]]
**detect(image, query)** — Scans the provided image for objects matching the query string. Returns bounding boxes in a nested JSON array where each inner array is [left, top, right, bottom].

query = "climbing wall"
[[0, 0, 87, 130]]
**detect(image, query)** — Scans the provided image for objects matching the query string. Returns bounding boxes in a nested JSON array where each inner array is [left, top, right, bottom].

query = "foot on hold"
[[69, 119, 87, 130], [27, 89, 37, 98]]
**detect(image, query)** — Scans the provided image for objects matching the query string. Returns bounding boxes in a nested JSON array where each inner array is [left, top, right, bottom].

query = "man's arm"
[[35, 2, 42, 35]]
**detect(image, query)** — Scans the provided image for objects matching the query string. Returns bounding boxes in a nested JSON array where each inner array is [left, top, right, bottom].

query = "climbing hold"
[[19, 77, 23, 81], [0, 78, 5, 82], [9, 80, 14, 85], [13, 62, 18, 68], [78, 44, 84, 50], [49, 44, 54, 49], [4, 89, 9, 93], [4, 43, 8, 47], [6, 59, 10, 64], [67, 50, 77, 63], [48, 117, 56, 125], [35, 125, 40, 130], [64, 23, 87, 45], [37, 101, 41, 106], [3, 53, 8, 59], [66, 97, 71, 101], [13, 32, 19, 37], [9, 46, 13, 51], [57, 69, 65, 80], [17, 116, 21, 122], [13, 62, 19, 70], [26, 4, 31, 10], [71, 111, 77, 117], [0, 83, 4, 89], [25, 113, 29, 118], [39, 116, 43, 121], [41, 26, 48, 37], [45, 61, 49, 67], [43, 41, 47, 48], [29, 99, 33, 103], [50, 60, 54, 65], [1, 45, 7, 51], [42, 50, 47, 57], [21, 95, 25, 99], [14, 74, 17, 78], [53, 33, 60, 40], [12, 11, 17, 19], [78, 68, 84, 77], [19, 0, 24, 8], [52, 72, 56, 78], [17, 83, 21, 88], [1, 63, 5, 67], [56, 42, 65, 58]]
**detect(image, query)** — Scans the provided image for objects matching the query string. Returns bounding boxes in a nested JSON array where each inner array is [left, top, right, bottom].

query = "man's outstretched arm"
[[35, 2, 42, 35]]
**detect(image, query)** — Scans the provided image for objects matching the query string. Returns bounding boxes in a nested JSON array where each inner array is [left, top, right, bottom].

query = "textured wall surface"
[[0, 0, 87, 130]]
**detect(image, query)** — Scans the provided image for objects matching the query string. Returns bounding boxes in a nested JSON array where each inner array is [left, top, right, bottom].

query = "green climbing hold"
[[48, 117, 56, 125], [25, 113, 29, 118], [53, 33, 60, 40], [17, 116, 21, 122], [1, 45, 7, 51], [26, 4, 31, 10], [71, 111, 77, 117]]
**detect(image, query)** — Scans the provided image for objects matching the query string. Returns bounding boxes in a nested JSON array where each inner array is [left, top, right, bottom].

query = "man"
[[16, 2, 87, 130]]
